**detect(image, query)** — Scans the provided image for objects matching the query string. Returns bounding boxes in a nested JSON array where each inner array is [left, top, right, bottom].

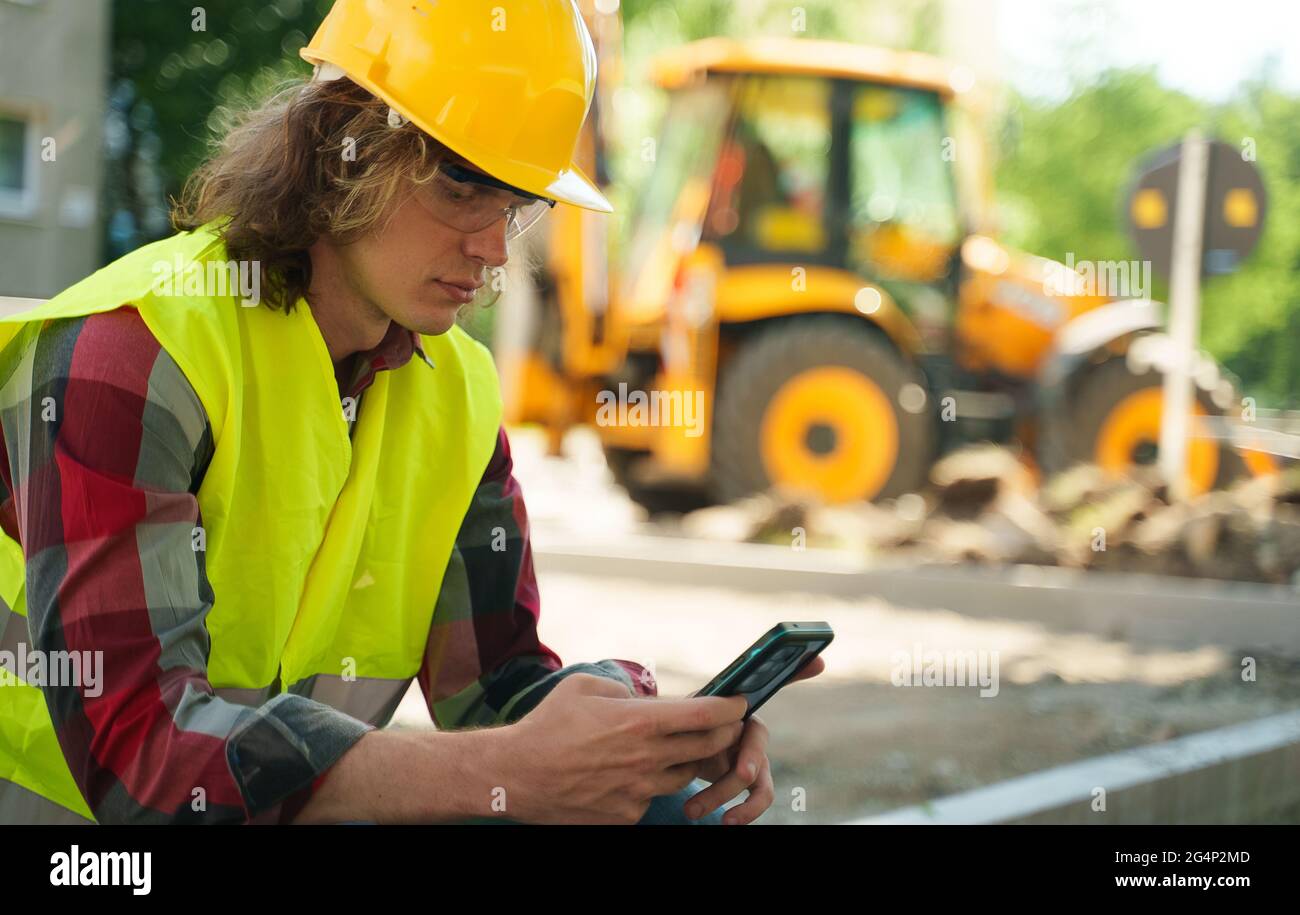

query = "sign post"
[[1157, 132, 1208, 502], [1126, 136, 1268, 500]]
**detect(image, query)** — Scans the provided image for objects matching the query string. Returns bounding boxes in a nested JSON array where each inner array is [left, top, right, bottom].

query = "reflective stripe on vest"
[[0, 594, 96, 820], [212, 686, 277, 708], [0, 598, 20, 662], [216, 677, 409, 727], [289, 675, 411, 728], [0, 225, 501, 821], [0, 779, 94, 825]]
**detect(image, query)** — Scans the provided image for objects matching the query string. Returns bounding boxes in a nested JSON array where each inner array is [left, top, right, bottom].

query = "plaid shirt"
[[0, 307, 655, 824]]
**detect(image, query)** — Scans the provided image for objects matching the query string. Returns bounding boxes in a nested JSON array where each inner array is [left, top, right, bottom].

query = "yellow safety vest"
[[0, 226, 502, 822]]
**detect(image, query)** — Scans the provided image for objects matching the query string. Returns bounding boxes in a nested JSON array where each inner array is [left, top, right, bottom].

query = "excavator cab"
[[601, 40, 979, 505]]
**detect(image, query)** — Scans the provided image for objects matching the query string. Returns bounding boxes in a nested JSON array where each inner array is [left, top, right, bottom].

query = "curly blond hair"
[[172, 76, 454, 312]]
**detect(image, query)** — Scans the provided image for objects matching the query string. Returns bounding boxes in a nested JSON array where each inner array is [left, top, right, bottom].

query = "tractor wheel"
[[710, 318, 936, 505], [1040, 357, 1244, 495]]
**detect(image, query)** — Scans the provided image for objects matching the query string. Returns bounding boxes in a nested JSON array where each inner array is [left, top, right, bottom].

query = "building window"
[[0, 112, 38, 218]]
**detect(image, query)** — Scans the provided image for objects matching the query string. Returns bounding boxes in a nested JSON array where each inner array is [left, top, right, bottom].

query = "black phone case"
[[693, 622, 833, 719]]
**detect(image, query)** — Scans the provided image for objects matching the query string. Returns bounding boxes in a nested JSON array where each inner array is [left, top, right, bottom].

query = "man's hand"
[[496, 673, 748, 824], [683, 653, 826, 824]]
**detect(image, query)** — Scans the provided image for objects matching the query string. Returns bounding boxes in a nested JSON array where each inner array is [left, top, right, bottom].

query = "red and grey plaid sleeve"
[[0, 309, 371, 824], [418, 425, 657, 730]]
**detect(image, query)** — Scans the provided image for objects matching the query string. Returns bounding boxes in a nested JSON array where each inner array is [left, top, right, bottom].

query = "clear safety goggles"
[[412, 162, 556, 240]]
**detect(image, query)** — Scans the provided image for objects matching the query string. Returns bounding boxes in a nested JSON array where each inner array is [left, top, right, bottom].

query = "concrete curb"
[[533, 533, 1300, 655], [850, 709, 1300, 824]]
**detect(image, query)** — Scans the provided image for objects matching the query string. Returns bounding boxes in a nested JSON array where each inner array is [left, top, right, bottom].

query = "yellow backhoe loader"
[[499, 25, 1274, 510]]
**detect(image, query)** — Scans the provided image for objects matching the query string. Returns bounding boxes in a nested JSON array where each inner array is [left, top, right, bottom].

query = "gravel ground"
[[536, 574, 1300, 824], [391, 569, 1300, 824], [385, 426, 1300, 823]]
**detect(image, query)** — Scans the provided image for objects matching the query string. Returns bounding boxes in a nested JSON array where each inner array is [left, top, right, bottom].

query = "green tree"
[[997, 69, 1299, 407], [105, 0, 332, 257]]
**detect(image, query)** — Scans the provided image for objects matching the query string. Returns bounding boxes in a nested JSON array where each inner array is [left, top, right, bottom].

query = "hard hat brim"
[[301, 50, 614, 215]]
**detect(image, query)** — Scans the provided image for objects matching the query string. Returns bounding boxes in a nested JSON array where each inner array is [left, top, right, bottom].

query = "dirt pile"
[[678, 447, 1300, 584]]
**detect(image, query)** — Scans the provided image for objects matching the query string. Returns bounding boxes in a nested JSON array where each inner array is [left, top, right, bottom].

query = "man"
[[0, 0, 822, 825]]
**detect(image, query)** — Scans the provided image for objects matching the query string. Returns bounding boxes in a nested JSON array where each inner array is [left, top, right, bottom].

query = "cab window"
[[705, 76, 832, 258], [848, 85, 960, 283]]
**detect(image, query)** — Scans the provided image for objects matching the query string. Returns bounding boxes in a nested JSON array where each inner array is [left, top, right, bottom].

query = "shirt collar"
[[412, 335, 435, 370], [341, 324, 434, 401]]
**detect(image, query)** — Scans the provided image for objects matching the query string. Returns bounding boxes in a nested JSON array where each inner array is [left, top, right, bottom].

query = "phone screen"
[[694, 622, 832, 718]]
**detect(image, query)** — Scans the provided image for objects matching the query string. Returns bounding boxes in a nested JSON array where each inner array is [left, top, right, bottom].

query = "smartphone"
[[692, 622, 833, 719]]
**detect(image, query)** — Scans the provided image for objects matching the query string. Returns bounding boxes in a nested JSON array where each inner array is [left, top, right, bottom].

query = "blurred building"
[[0, 0, 108, 297]]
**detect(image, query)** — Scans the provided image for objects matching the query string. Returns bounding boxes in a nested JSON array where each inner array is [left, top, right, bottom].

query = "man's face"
[[331, 159, 515, 336]]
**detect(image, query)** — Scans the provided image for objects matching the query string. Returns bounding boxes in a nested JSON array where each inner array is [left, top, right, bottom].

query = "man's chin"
[[398, 303, 461, 337]]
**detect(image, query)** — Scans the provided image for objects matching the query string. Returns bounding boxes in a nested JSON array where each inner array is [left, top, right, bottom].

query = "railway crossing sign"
[[1125, 135, 1269, 500], [1127, 138, 1267, 281]]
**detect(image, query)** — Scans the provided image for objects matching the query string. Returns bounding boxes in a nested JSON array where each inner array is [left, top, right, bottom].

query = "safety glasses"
[[412, 162, 556, 240]]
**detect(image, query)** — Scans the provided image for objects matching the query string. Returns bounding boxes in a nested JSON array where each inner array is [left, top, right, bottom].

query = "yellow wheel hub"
[[760, 366, 899, 503], [1094, 387, 1218, 495]]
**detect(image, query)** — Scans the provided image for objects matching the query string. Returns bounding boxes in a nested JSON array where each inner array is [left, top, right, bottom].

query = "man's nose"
[[462, 217, 509, 268]]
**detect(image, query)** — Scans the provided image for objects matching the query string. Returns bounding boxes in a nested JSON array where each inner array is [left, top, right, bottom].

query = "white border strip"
[[850, 710, 1300, 824]]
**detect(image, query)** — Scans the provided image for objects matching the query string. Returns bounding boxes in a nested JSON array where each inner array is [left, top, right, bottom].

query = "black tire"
[[710, 317, 936, 504], [603, 447, 712, 515], [1039, 357, 1245, 489]]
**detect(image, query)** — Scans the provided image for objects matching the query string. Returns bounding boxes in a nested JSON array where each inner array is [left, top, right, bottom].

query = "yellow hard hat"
[[301, 0, 612, 214]]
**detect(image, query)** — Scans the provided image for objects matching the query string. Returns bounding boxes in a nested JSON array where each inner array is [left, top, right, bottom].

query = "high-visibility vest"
[[0, 226, 502, 822]]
